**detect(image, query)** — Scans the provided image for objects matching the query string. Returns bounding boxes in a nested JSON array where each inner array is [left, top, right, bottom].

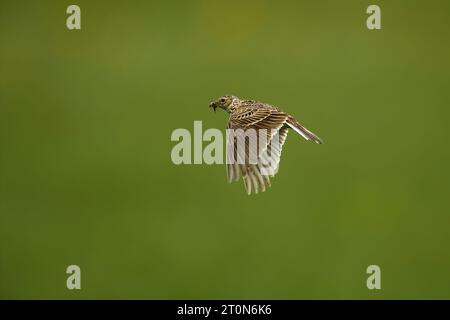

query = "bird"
[[209, 95, 322, 195]]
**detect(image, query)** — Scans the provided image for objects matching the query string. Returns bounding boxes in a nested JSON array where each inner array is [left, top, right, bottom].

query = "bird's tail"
[[286, 117, 323, 144]]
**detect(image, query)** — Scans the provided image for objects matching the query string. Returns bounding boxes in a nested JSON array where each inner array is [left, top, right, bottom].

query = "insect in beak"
[[209, 102, 217, 113]]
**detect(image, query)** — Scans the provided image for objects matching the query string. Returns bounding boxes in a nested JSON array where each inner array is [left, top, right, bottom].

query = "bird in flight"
[[209, 95, 322, 195]]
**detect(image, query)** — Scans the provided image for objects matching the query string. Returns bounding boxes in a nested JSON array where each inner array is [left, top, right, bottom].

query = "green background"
[[1, 0, 450, 299]]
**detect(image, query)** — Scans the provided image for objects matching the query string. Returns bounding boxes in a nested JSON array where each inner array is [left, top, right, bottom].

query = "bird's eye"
[[220, 98, 225, 103]]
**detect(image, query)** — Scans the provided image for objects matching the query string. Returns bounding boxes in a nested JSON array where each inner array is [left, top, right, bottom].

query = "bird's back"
[[238, 99, 279, 111]]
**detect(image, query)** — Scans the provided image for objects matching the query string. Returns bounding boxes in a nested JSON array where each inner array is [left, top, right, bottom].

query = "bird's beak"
[[209, 102, 217, 113]]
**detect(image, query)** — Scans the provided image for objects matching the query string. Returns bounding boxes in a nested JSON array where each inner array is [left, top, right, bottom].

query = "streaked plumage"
[[209, 95, 322, 195]]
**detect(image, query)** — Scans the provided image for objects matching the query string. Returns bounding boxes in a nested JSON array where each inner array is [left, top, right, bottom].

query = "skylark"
[[209, 95, 322, 195]]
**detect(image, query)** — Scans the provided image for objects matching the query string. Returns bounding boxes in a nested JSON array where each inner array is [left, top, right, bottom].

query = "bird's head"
[[209, 95, 238, 113]]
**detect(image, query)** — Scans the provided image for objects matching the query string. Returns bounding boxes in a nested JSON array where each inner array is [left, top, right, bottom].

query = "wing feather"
[[226, 106, 290, 194]]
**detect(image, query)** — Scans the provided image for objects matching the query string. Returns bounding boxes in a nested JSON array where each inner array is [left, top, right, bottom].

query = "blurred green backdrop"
[[1, 0, 450, 299]]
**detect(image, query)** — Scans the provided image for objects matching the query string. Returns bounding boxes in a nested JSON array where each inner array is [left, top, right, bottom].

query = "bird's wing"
[[226, 106, 290, 194], [237, 101, 322, 144]]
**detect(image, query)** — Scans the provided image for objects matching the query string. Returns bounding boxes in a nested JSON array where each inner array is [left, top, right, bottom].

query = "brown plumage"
[[209, 95, 322, 195]]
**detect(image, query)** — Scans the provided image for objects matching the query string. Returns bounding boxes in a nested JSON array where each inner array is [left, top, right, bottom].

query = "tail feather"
[[286, 117, 323, 144]]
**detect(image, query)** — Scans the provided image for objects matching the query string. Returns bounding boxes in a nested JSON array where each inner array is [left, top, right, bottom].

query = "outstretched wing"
[[226, 105, 289, 194]]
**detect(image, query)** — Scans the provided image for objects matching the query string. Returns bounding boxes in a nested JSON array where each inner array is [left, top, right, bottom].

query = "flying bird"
[[209, 95, 322, 195]]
